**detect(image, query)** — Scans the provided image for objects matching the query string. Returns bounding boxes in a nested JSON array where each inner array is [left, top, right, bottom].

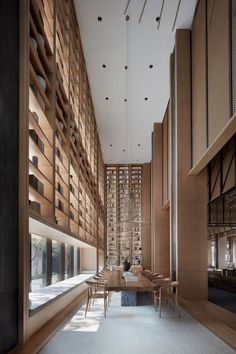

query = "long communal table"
[[106, 270, 155, 306]]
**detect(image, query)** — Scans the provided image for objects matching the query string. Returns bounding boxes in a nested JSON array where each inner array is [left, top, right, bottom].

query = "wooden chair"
[[85, 280, 108, 318], [153, 279, 180, 318], [169, 281, 180, 318]]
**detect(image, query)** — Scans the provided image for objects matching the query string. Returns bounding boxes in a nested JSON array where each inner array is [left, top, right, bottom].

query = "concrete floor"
[[40, 292, 235, 354]]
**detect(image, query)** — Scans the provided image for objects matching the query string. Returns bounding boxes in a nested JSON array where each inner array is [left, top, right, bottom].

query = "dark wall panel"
[[0, 0, 19, 353], [191, 0, 207, 166]]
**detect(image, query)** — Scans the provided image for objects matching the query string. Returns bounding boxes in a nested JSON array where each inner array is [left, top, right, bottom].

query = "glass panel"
[[65, 244, 73, 279], [52, 240, 61, 284], [31, 234, 47, 292]]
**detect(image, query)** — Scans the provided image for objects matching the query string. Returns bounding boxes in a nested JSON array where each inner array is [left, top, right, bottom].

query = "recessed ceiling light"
[[124, 65, 128, 70], [156, 16, 160, 22], [98, 16, 102, 22], [105, 97, 109, 100], [125, 15, 130, 21], [102, 64, 106, 68], [145, 97, 148, 101], [149, 65, 153, 69], [124, 99, 127, 102]]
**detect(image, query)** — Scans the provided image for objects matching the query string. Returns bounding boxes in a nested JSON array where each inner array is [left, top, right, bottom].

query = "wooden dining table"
[[106, 270, 155, 291]]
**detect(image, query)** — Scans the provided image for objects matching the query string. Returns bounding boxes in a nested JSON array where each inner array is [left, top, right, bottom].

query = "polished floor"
[[40, 292, 235, 354]]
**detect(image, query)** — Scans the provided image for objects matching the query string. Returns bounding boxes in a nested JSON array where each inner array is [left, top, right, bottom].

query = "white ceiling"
[[74, 0, 197, 163]]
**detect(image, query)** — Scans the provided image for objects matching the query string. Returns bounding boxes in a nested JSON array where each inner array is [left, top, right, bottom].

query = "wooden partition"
[[151, 124, 170, 277], [191, 0, 207, 165], [173, 30, 208, 300], [190, 0, 236, 174], [207, 0, 230, 145], [142, 163, 151, 270], [162, 106, 169, 206]]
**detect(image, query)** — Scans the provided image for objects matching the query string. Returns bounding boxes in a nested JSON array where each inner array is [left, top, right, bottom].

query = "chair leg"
[[85, 296, 90, 317], [104, 297, 107, 317], [159, 294, 162, 318], [175, 298, 180, 318]]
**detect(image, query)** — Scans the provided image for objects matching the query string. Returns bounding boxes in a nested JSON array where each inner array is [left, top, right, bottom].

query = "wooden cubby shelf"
[[26, 0, 105, 247]]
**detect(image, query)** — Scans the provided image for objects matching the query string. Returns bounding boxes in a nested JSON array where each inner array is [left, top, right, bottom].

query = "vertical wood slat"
[[207, 0, 230, 145], [191, 0, 207, 166], [175, 29, 208, 300]]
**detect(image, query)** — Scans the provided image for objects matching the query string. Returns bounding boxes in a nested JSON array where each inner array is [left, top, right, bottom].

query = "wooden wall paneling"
[[207, 0, 230, 144], [191, 0, 207, 166], [175, 29, 208, 300], [232, 0, 236, 114], [162, 110, 168, 206], [142, 163, 151, 270], [151, 124, 170, 277]]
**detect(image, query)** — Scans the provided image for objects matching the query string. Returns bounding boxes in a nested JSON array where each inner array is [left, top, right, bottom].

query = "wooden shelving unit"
[[29, 0, 54, 221], [27, 0, 105, 248], [105, 165, 143, 265]]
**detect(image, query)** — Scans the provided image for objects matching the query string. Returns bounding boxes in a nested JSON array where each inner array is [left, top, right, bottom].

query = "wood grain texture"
[[191, 0, 207, 165], [189, 113, 236, 175], [208, 0, 230, 144], [106, 270, 155, 292], [162, 110, 168, 205], [151, 123, 170, 277], [142, 163, 151, 270], [175, 30, 208, 300]]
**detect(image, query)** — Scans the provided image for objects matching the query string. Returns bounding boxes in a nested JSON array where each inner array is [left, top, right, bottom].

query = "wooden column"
[[142, 163, 151, 269], [151, 124, 170, 277], [174, 29, 208, 300]]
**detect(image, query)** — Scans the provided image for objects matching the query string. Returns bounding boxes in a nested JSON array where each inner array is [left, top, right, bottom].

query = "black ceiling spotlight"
[[144, 97, 148, 101], [149, 65, 153, 69], [156, 16, 160, 22], [97, 16, 102, 22], [102, 64, 106, 68], [110, 144, 113, 147], [138, 144, 141, 147], [123, 149, 126, 152], [124, 65, 128, 70], [125, 15, 130, 21], [124, 99, 127, 102], [105, 97, 109, 100]]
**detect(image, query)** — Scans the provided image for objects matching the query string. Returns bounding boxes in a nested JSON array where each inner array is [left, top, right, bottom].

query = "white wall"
[[99, 250, 104, 271], [80, 247, 97, 272]]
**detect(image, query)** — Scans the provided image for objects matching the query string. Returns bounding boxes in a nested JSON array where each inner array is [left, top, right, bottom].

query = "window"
[[52, 240, 61, 284], [31, 234, 47, 292], [65, 243, 73, 279]]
